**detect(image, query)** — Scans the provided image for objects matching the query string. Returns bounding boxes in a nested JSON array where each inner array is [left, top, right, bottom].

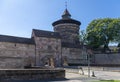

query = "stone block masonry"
[[0, 69, 65, 80], [0, 42, 35, 68]]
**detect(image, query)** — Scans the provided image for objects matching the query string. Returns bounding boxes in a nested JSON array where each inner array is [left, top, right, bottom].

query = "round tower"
[[52, 9, 81, 44]]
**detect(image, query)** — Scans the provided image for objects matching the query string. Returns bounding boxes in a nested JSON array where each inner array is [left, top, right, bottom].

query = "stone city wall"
[[33, 36, 62, 67], [0, 42, 35, 68], [91, 53, 120, 66], [62, 47, 87, 66]]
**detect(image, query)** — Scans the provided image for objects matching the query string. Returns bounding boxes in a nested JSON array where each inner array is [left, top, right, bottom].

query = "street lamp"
[[87, 50, 90, 77], [87, 49, 93, 77]]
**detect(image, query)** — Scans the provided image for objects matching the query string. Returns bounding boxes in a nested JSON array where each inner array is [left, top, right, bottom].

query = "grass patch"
[[94, 80, 120, 82]]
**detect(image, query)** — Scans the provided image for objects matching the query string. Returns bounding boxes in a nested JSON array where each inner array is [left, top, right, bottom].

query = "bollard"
[[92, 71, 96, 77]]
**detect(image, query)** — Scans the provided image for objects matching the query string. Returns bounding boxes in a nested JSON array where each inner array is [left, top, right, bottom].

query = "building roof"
[[0, 35, 34, 44], [52, 18, 81, 26], [62, 9, 71, 19], [32, 29, 61, 39], [52, 9, 81, 26]]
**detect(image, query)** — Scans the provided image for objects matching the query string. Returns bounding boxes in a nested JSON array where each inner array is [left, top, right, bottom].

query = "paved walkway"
[[66, 70, 120, 81], [93, 71, 120, 80], [65, 72, 98, 82]]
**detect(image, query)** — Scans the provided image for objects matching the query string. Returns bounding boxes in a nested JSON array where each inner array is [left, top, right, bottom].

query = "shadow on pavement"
[[0, 78, 69, 82]]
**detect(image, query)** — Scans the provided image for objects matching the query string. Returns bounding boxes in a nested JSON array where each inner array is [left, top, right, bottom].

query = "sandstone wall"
[[62, 47, 87, 65], [0, 69, 65, 80], [0, 42, 35, 68], [92, 53, 120, 66], [33, 36, 62, 67], [54, 23, 80, 44]]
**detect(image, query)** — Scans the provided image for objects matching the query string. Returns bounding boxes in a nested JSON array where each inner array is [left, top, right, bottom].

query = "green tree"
[[86, 18, 120, 52], [110, 19, 120, 44]]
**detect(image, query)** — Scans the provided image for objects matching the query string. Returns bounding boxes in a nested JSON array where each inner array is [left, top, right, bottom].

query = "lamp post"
[[87, 49, 93, 77], [87, 51, 90, 77], [82, 42, 90, 77]]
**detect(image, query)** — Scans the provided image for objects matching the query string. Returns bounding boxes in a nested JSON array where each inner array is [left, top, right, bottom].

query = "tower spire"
[[62, 2, 71, 19], [65, 1, 67, 9]]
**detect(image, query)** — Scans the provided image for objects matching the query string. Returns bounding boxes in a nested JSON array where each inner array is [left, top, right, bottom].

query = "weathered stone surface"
[[0, 42, 35, 68], [53, 23, 80, 44], [92, 53, 120, 66], [0, 69, 65, 80], [32, 31, 62, 67], [62, 47, 88, 65]]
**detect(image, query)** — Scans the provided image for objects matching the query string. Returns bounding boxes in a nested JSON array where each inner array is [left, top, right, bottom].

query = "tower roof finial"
[[65, 1, 67, 9], [62, 2, 71, 19]]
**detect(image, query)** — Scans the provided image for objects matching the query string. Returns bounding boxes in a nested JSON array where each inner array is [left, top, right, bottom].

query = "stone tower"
[[52, 9, 81, 44]]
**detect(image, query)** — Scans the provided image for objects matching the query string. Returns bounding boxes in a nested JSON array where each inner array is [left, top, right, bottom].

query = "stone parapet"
[[0, 69, 65, 80]]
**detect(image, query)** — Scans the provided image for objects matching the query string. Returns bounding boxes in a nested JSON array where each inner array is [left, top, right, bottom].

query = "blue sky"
[[0, 0, 120, 38]]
